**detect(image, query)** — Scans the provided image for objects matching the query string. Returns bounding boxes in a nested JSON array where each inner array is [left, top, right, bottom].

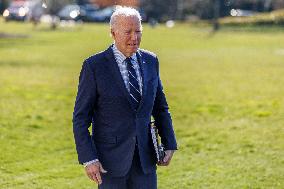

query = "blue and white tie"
[[126, 57, 141, 110]]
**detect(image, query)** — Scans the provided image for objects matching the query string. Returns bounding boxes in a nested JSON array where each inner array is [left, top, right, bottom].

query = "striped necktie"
[[125, 57, 141, 110]]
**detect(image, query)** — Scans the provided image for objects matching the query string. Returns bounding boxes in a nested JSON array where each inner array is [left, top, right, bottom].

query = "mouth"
[[128, 43, 137, 47]]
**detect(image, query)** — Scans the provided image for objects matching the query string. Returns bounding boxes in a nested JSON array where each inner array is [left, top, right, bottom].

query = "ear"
[[111, 29, 116, 38]]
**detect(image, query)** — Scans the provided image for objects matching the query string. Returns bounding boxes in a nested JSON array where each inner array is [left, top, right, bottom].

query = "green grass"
[[0, 20, 284, 188]]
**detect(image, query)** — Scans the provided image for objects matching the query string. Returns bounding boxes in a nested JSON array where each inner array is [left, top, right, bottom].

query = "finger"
[[99, 165, 107, 173], [162, 160, 169, 165], [96, 172, 102, 185], [86, 172, 93, 180], [91, 173, 99, 184], [86, 168, 96, 180], [163, 154, 170, 163], [85, 165, 101, 183], [158, 160, 168, 166], [158, 162, 168, 166], [88, 172, 99, 183]]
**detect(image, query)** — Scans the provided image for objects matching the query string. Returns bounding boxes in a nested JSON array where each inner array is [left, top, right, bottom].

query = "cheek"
[[117, 39, 126, 48], [137, 38, 141, 45], [121, 37, 129, 45]]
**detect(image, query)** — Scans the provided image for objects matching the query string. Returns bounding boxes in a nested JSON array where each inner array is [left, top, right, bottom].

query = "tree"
[[213, 0, 221, 31], [0, 0, 10, 14], [140, 0, 178, 21]]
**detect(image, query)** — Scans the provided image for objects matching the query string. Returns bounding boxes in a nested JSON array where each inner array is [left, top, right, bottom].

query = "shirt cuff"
[[83, 159, 99, 168]]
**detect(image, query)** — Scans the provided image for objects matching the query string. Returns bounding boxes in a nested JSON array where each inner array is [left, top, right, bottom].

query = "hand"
[[85, 161, 107, 185], [158, 150, 174, 166]]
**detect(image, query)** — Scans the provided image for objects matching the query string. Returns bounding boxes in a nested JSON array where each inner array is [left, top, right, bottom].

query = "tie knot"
[[125, 57, 132, 64]]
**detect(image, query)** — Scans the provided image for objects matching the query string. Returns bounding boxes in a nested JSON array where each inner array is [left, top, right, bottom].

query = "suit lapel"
[[136, 50, 148, 112], [104, 46, 136, 111], [104, 46, 149, 113]]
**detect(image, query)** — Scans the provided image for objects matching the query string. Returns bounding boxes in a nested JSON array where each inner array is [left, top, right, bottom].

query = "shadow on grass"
[[219, 25, 284, 33], [0, 32, 29, 39], [0, 60, 38, 67]]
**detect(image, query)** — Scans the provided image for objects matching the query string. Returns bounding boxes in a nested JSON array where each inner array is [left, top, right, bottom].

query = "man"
[[73, 6, 177, 189]]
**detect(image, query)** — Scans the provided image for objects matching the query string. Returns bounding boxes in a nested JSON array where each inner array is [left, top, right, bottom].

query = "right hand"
[[85, 161, 107, 185]]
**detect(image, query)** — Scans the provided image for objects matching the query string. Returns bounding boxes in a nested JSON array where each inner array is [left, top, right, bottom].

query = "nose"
[[131, 32, 138, 41]]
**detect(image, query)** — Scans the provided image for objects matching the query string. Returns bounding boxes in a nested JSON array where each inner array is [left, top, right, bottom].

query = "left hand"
[[158, 150, 175, 166]]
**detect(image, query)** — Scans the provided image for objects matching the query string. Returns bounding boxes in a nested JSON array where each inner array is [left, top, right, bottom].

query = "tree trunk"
[[213, 0, 220, 31]]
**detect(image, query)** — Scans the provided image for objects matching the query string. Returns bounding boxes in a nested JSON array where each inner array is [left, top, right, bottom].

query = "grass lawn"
[[0, 20, 284, 188]]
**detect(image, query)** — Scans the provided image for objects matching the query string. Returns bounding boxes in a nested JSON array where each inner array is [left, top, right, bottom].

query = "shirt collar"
[[112, 44, 138, 63]]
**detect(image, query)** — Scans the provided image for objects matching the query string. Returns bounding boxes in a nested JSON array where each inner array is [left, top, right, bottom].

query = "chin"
[[130, 47, 138, 53]]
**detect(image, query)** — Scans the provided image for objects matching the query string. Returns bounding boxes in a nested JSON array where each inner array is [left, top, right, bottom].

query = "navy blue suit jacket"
[[73, 45, 177, 177]]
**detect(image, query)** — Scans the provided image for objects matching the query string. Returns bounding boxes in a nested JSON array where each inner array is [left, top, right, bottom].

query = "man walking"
[[73, 6, 177, 189]]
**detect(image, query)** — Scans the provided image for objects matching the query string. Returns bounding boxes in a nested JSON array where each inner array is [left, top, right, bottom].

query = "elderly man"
[[73, 6, 177, 189]]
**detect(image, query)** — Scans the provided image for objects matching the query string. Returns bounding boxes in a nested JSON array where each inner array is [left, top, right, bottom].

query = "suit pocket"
[[93, 135, 117, 144]]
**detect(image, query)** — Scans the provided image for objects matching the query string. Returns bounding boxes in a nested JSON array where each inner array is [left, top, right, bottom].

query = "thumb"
[[99, 164, 107, 173], [163, 152, 170, 163]]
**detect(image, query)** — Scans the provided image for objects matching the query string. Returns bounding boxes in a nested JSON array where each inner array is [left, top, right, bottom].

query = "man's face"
[[111, 16, 142, 57]]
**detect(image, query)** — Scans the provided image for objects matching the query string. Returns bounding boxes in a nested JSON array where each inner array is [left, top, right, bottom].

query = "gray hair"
[[110, 6, 142, 31]]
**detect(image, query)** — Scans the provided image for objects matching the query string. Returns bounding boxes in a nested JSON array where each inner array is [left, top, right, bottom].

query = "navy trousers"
[[98, 146, 157, 189]]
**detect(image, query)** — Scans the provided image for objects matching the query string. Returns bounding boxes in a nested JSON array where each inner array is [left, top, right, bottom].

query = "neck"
[[113, 43, 136, 58]]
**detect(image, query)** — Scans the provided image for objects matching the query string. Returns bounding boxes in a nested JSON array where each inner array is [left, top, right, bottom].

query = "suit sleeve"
[[73, 60, 98, 164], [152, 56, 178, 150]]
